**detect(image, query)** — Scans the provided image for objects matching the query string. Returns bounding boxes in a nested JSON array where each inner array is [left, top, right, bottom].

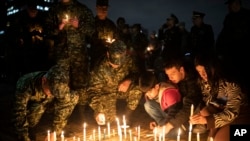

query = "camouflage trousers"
[[89, 85, 142, 123], [13, 98, 54, 141], [53, 93, 79, 136]]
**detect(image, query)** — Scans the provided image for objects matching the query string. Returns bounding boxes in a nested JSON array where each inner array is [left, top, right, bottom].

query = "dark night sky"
[[80, 0, 250, 39]]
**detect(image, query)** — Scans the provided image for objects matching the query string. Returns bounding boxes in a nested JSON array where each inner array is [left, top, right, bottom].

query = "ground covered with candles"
[[0, 83, 211, 141]]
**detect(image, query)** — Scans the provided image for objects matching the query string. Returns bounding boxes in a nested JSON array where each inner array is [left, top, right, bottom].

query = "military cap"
[[224, 0, 241, 4], [96, 0, 109, 6], [108, 40, 127, 65], [45, 65, 70, 98], [193, 11, 205, 19], [167, 14, 179, 24]]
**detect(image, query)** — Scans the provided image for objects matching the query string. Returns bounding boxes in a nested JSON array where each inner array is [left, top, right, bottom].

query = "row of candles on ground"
[[47, 104, 214, 141], [47, 115, 141, 141]]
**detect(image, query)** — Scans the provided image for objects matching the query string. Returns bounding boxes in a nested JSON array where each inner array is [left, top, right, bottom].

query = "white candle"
[[107, 122, 111, 138], [73, 136, 76, 141], [153, 127, 157, 141], [53, 131, 57, 141], [137, 126, 140, 141], [197, 132, 200, 141], [177, 128, 181, 141], [61, 131, 64, 141], [162, 126, 165, 141], [93, 129, 96, 141], [209, 137, 214, 141], [98, 126, 101, 141], [47, 130, 50, 141], [129, 129, 132, 141], [83, 123, 86, 141], [123, 115, 127, 138], [188, 131, 192, 141], [190, 104, 194, 116], [77, 137, 80, 141]]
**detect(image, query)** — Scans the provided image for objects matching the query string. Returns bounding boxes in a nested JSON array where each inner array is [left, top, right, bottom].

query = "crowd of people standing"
[[1, 0, 250, 141]]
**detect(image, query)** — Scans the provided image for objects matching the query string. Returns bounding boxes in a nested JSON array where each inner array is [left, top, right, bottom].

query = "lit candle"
[[73, 136, 76, 141], [123, 115, 127, 139], [197, 132, 200, 141], [188, 104, 194, 141], [53, 131, 57, 141], [137, 126, 140, 141], [107, 122, 111, 138], [61, 131, 64, 141], [93, 129, 96, 141], [177, 128, 181, 141], [65, 14, 69, 22], [83, 123, 86, 141], [209, 137, 214, 141], [77, 137, 80, 141], [188, 131, 192, 141], [47, 130, 50, 141], [98, 126, 101, 141], [129, 129, 132, 141], [153, 127, 157, 141], [116, 117, 122, 137], [162, 126, 165, 141]]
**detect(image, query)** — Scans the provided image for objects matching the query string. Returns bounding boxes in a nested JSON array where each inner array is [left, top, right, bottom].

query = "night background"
[[81, 0, 250, 38]]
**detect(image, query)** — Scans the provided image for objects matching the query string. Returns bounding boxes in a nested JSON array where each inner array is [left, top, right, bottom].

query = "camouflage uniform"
[[12, 71, 54, 141], [44, 0, 95, 90], [89, 16, 117, 70], [46, 64, 79, 136], [87, 40, 143, 123]]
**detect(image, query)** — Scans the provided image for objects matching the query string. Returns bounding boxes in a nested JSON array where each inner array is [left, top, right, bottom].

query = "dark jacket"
[[169, 65, 202, 128]]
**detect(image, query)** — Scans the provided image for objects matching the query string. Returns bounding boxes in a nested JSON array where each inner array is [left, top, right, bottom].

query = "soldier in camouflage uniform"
[[46, 64, 79, 137], [11, 71, 54, 141], [44, 0, 95, 91], [89, 0, 118, 71], [87, 40, 143, 125], [11, 64, 79, 141]]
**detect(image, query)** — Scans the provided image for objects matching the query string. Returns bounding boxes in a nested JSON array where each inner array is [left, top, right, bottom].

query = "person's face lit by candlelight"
[[96, 6, 108, 20]]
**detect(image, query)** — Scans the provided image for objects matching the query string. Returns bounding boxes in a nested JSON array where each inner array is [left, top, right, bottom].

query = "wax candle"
[[47, 130, 50, 141], [188, 131, 192, 141], [123, 115, 127, 138], [98, 126, 101, 141], [153, 127, 157, 141], [83, 123, 87, 141], [177, 128, 181, 141], [61, 131, 64, 141], [129, 129, 132, 141], [53, 131, 56, 141], [197, 132, 200, 141], [107, 122, 111, 138]]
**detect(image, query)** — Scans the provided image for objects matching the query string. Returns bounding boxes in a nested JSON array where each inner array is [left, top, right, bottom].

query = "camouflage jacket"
[[87, 56, 140, 97], [12, 71, 54, 135], [44, 0, 95, 60]]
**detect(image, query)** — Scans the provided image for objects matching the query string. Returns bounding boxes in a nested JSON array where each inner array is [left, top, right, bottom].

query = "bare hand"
[[118, 80, 131, 92], [95, 113, 106, 125], [190, 114, 207, 124], [149, 121, 157, 130], [69, 18, 79, 28]]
